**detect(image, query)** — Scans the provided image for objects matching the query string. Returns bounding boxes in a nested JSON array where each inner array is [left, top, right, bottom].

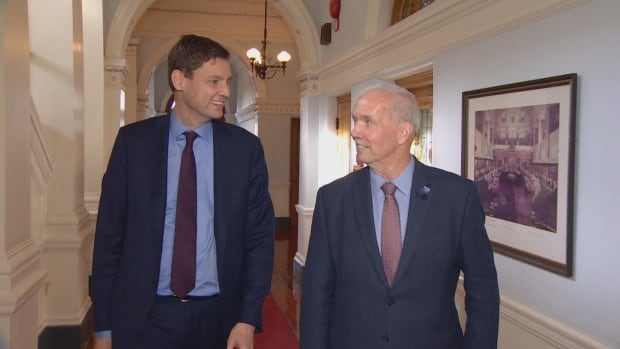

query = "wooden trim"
[[396, 69, 433, 110], [289, 117, 300, 228], [336, 94, 352, 170], [288, 117, 300, 285]]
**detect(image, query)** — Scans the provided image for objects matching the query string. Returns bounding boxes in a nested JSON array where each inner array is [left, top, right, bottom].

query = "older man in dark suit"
[[300, 83, 499, 348], [91, 35, 274, 349]]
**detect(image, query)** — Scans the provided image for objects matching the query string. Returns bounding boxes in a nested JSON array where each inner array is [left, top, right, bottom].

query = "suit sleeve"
[[460, 181, 500, 349], [238, 139, 275, 331], [300, 189, 334, 349], [90, 131, 129, 332]]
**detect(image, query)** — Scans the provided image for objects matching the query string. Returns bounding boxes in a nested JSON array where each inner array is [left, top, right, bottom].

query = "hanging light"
[[246, 1, 291, 79]]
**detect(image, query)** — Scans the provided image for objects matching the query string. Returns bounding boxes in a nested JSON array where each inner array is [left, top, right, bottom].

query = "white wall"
[[433, 1, 620, 346], [260, 114, 292, 217], [313, 0, 371, 64]]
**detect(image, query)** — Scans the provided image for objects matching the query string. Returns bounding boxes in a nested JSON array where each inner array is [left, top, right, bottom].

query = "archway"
[[104, 0, 320, 135]]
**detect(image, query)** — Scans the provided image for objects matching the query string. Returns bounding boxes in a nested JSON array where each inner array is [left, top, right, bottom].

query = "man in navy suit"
[[91, 35, 274, 349], [300, 83, 499, 348]]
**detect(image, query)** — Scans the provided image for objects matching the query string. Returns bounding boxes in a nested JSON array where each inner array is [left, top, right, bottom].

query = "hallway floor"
[[270, 225, 301, 339]]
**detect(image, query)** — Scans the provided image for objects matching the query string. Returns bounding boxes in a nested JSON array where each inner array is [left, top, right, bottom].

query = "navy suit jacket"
[[91, 114, 275, 349], [300, 159, 499, 349]]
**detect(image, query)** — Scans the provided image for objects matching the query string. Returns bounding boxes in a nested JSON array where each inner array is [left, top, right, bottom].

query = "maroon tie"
[[381, 182, 402, 287], [170, 131, 198, 298]]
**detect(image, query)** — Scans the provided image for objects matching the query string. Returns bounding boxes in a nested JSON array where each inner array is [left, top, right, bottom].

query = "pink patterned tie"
[[170, 131, 198, 298], [381, 182, 402, 287]]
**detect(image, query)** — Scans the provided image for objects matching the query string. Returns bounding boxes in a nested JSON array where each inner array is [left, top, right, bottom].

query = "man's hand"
[[93, 337, 112, 349], [227, 322, 256, 349]]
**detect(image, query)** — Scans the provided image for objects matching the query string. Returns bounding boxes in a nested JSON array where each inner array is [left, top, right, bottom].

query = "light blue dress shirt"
[[156, 111, 220, 297], [370, 157, 415, 252]]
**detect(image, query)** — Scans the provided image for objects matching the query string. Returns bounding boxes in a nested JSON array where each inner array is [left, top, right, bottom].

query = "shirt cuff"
[[95, 330, 112, 339]]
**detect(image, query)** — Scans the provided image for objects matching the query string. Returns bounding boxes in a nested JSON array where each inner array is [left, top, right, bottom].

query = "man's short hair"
[[167, 34, 230, 90]]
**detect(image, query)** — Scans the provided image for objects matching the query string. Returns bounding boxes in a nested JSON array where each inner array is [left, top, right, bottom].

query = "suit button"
[[387, 298, 395, 306], [382, 335, 389, 343]]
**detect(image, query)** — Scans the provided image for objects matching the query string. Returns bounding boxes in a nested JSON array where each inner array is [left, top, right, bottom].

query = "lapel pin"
[[418, 184, 431, 200]]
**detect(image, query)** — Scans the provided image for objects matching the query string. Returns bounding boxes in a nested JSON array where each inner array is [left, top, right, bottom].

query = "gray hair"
[[355, 83, 422, 137]]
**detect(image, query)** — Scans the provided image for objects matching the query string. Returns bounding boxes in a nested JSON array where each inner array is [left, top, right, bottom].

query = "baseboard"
[[455, 279, 609, 348], [39, 305, 93, 349], [499, 296, 609, 348]]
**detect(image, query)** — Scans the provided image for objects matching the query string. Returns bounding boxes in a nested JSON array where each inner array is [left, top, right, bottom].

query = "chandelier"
[[246, 1, 291, 79]]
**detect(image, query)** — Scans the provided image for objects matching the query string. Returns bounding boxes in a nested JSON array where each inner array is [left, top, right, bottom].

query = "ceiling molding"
[[315, 0, 588, 95]]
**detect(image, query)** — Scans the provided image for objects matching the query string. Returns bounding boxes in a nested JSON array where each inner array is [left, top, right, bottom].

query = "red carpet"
[[255, 295, 299, 349]]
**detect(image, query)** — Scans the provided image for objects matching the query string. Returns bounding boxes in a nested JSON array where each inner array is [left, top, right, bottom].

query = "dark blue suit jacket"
[[91, 114, 275, 349], [300, 159, 499, 349]]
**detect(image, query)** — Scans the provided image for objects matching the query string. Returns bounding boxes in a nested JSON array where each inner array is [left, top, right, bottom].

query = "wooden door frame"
[[287, 117, 300, 277]]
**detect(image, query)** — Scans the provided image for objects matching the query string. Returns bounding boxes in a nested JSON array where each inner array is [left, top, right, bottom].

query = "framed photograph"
[[461, 74, 577, 276], [391, 0, 435, 25]]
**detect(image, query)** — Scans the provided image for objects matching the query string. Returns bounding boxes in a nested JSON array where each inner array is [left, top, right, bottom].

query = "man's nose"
[[220, 83, 231, 98]]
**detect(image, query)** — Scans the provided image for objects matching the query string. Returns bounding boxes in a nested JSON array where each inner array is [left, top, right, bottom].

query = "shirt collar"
[[370, 156, 415, 198], [170, 109, 212, 142]]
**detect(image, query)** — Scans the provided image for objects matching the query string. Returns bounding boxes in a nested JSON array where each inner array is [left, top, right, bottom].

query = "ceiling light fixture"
[[246, 1, 291, 80]]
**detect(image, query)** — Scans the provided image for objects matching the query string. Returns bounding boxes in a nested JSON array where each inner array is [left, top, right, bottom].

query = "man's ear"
[[171, 69, 185, 91], [398, 121, 414, 144]]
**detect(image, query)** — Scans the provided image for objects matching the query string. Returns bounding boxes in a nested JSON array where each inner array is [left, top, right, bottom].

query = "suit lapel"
[[211, 122, 229, 272], [351, 168, 388, 286], [393, 159, 433, 285], [149, 115, 171, 243]]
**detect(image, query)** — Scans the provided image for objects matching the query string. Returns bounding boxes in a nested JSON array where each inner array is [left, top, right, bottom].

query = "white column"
[[1, 1, 47, 348], [29, 0, 92, 328], [235, 102, 259, 135], [124, 38, 139, 125], [137, 94, 149, 121], [295, 72, 346, 266], [103, 58, 127, 160], [83, 0, 105, 219], [295, 93, 319, 267]]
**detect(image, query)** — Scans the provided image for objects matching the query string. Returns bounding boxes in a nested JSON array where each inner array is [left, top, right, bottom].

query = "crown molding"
[[316, 0, 588, 94], [256, 98, 300, 115]]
